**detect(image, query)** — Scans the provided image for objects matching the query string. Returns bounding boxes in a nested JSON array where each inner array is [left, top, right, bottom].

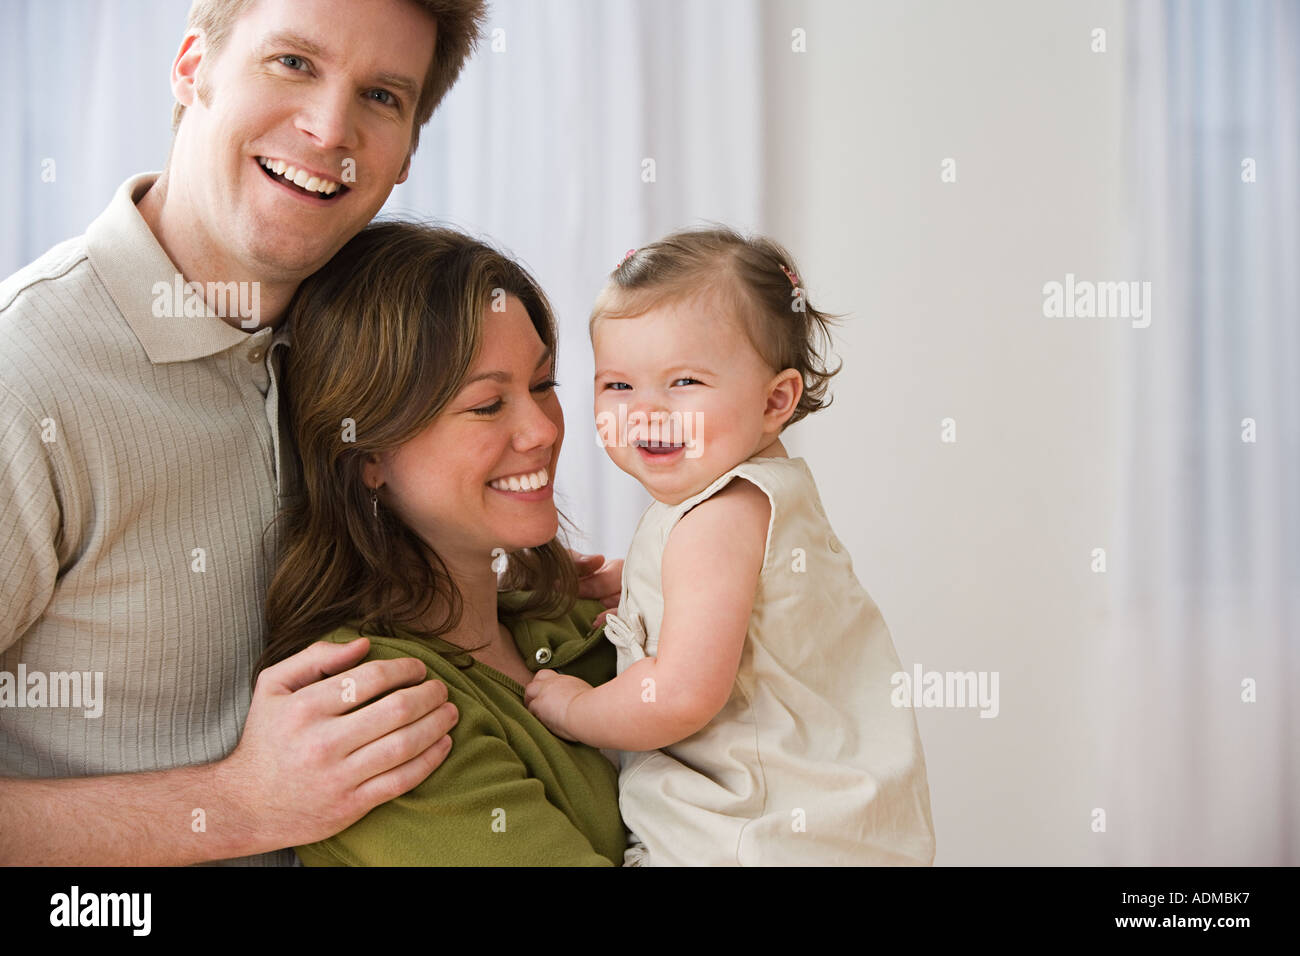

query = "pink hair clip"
[[779, 264, 800, 288], [617, 248, 637, 269]]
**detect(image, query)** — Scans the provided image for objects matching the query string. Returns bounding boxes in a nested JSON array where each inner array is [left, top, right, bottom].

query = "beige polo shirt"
[[0, 173, 299, 865]]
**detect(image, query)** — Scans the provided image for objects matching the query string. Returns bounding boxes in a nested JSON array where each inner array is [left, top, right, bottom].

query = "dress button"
[[248, 348, 263, 363], [828, 535, 842, 553], [534, 647, 553, 665]]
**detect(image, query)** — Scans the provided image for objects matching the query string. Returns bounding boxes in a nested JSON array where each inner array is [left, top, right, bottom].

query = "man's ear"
[[764, 369, 804, 432], [396, 152, 413, 185], [171, 30, 205, 111]]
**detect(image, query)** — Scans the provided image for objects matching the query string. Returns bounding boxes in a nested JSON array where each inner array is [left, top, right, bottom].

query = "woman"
[[258, 222, 625, 865]]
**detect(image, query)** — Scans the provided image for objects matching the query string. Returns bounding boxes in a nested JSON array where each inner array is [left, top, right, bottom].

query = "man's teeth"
[[258, 157, 341, 195], [489, 468, 549, 493]]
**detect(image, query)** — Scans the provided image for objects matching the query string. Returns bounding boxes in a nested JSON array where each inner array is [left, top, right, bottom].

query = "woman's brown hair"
[[258, 221, 578, 673]]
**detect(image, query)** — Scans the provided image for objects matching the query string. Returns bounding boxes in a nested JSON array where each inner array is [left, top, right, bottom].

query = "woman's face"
[[364, 295, 564, 567]]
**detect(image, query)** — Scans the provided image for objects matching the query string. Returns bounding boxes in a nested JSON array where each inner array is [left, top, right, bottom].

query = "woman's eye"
[[471, 381, 556, 417]]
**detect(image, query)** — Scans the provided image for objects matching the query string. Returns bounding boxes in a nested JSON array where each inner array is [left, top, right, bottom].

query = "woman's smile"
[[487, 466, 554, 501]]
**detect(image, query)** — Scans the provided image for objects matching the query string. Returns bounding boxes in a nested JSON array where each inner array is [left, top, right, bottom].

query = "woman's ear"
[[764, 369, 804, 431], [361, 451, 386, 491]]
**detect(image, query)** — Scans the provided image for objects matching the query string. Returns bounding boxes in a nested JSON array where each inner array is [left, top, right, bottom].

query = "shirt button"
[[248, 348, 263, 363], [534, 647, 553, 665]]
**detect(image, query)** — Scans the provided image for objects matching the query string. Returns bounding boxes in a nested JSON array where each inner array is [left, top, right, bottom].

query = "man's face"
[[170, 0, 436, 280]]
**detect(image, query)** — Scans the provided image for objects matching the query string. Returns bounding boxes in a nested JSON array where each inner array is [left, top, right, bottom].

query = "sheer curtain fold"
[[1103, 0, 1299, 865]]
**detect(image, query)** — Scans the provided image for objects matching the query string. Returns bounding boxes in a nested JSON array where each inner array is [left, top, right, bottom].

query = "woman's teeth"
[[257, 157, 342, 196], [489, 468, 549, 492]]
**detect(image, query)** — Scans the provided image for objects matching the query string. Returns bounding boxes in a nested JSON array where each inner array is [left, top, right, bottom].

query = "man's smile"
[[255, 156, 349, 201]]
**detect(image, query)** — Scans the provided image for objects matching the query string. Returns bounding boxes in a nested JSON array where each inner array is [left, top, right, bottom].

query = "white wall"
[[763, 0, 1124, 864]]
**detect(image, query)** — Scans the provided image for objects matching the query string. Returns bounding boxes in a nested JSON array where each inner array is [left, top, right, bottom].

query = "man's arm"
[[0, 640, 458, 865], [0, 388, 458, 866]]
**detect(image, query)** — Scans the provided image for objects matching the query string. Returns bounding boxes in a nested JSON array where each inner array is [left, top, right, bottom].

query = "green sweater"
[[295, 592, 625, 866]]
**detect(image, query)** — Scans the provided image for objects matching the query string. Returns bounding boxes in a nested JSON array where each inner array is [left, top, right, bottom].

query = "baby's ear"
[[765, 369, 804, 428]]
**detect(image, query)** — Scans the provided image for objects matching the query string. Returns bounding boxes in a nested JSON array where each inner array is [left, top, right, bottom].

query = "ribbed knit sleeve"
[[0, 381, 61, 654]]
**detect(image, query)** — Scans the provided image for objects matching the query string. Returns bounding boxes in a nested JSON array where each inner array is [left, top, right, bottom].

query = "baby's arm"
[[526, 478, 769, 751]]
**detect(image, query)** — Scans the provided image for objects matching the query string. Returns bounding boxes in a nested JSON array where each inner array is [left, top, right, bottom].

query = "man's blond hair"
[[171, 0, 487, 153]]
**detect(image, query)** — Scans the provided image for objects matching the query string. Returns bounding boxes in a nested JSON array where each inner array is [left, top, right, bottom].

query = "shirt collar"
[[85, 172, 277, 364], [373, 592, 608, 673]]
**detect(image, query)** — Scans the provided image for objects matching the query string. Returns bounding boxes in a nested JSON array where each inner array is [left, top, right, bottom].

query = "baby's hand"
[[524, 670, 593, 742]]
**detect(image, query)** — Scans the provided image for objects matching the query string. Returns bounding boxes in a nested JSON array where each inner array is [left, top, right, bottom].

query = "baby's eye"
[[672, 378, 702, 387], [604, 382, 631, 391]]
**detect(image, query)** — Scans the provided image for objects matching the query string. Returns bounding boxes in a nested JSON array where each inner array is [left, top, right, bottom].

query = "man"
[[0, 0, 619, 865]]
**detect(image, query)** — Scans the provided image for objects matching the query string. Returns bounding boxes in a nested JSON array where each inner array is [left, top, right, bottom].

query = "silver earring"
[[372, 488, 379, 518]]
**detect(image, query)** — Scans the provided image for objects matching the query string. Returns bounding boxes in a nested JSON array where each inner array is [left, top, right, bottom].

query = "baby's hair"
[[589, 225, 843, 429]]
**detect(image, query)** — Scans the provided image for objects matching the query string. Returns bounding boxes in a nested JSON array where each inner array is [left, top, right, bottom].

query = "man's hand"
[[524, 669, 594, 743], [571, 550, 624, 629], [218, 637, 458, 849], [0, 638, 460, 866]]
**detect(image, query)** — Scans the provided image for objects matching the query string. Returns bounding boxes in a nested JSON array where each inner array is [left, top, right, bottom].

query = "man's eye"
[[368, 89, 398, 107], [278, 54, 309, 72], [471, 401, 503, 417]]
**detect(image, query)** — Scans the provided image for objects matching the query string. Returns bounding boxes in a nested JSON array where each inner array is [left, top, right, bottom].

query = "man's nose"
[[295, 83, 358, 152]]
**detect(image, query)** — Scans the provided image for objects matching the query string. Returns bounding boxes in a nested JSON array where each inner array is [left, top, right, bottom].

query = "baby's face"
[[592, 294, 780, 505]]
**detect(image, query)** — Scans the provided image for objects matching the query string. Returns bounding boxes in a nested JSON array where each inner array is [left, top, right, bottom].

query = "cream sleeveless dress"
[[603, 455, 936, 866]]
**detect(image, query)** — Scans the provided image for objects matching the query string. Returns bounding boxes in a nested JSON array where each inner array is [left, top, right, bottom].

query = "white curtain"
[[0, 1, 182, 274], [1098, 0, 1299, 865]]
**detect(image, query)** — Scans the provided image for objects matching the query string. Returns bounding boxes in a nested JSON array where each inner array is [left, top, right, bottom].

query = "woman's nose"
[[513, 393, 561, 450]]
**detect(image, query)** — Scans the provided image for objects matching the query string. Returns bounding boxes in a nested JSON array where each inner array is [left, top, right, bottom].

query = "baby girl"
[[526, 227, 936, 866]]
